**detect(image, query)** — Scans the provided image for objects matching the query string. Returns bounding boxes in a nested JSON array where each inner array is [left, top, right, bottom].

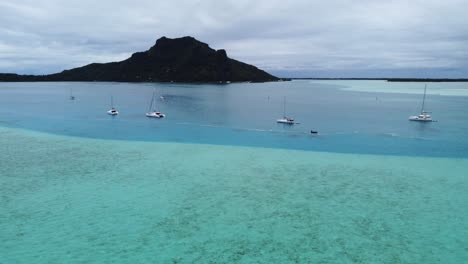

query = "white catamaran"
[[146, 89, 165, 118], [107, 96, 119, 115], [276, 96, 295, 124], [409, 84, 432, 122]]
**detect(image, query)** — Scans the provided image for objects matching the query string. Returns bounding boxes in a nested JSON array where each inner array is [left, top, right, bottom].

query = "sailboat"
[[409, 84, 432, 122], [69, 87, 75, 100], [107, 96, 119, 115], [146, 89, 165, 118], [276, 96, 295, 124]]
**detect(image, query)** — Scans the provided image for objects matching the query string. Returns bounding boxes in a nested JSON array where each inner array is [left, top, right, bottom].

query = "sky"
[[1, 0, 467, 78]]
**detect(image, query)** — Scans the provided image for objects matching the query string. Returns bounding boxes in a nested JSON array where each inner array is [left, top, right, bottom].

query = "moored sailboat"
[[409, 84, 432, 122], [107, 96, 119, 115], [276, 96, 295, 124], [146, 89, 165, 118]]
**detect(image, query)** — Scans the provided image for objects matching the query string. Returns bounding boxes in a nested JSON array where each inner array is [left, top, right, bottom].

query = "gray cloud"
[[0, 0, 467, 77]]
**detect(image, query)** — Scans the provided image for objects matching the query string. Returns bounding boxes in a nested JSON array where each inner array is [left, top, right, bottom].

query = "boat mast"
[[158, 88, 161, 112], [421, 84, 427, 113], [148, 89, 155, 112], [283, 96, 286, 117]]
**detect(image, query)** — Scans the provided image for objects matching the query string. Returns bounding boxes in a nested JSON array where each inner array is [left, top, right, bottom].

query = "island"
[[0, 36, 280, 83]]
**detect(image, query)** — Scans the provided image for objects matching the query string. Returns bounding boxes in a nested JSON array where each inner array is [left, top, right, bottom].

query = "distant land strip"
[[292, 78, 468, 82]]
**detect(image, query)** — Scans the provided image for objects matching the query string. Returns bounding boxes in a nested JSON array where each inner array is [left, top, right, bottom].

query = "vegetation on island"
[[0, 36, 279, 83]]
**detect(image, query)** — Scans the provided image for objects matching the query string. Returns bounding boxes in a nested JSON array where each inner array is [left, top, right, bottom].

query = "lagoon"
[[1, 80, 468, 263], [0, 80, 467, 157]]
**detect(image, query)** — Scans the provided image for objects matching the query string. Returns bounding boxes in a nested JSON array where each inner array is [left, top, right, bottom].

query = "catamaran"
[[409, 84, 432, 122], [107, 96, 119, 115], [146, 89, 165, 118], [276, 96, 295, 124]]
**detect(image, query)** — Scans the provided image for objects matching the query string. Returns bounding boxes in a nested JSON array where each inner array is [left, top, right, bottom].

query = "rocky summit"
[[0, 36, 279, 83]]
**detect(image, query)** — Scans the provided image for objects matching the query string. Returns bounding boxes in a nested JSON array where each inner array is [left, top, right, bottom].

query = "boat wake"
[[383, 132, 399, 137], [382, 132, 433, 141], [174, 122, 317, 136]]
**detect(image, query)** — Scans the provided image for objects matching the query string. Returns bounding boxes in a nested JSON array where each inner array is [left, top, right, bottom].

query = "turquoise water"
[[1, 81, 468, 263], [1, 127, 468, 263], [0, 80, 467, 157]]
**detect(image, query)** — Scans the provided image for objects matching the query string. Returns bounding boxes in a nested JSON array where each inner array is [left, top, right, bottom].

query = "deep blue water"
[[0, 80, 467, 157]]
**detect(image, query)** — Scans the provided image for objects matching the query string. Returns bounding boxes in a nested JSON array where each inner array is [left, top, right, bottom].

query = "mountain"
[[0, 36, 279, 83]]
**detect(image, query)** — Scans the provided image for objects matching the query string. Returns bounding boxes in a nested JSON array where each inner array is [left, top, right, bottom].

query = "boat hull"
[[277, 119, 295, 124], [146, 112, 165, 118], [409, 116, 432, 122]]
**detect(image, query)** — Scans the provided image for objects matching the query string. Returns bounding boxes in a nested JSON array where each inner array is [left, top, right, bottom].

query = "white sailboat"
[[409, 84, 432, 122], [276, 96, 295, 124], [146, 89, 165, 118], [107, 96, 119, 115]]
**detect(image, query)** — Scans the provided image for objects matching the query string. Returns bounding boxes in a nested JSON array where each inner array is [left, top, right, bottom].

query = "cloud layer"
[[1, 0, 467, 77]]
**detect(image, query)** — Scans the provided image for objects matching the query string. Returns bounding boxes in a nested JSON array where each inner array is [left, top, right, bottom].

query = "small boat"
[[276, 96, 295, 124], [310, 130, 318, 134], [70, 87, 75, 100], [409, 84, 432, 122], [107, 96, 119, 115], [107, 108, 118, 115], [146, 89, 165, 118]]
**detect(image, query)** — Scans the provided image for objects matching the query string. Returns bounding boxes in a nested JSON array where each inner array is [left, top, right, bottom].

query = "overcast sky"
[[1, 0, 467, 77]]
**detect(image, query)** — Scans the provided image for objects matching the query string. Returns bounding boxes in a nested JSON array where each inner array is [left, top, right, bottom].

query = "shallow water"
[[1, 127, 467, 263], [1, 80, 468, 263], [313, 80, 468, 96]]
